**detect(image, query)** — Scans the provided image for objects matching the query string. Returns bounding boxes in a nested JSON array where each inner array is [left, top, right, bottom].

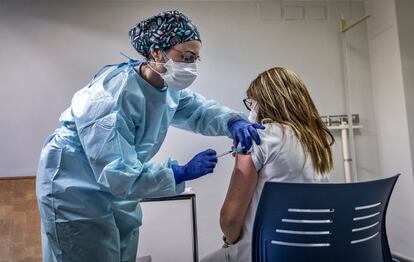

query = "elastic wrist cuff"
[[172, 164, 185, 184], [227, 116, 243, 129]]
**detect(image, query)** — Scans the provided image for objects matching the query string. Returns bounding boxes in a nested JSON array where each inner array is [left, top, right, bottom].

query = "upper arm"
[[220, 153, 258, 224], [171, 89, 244, 137]]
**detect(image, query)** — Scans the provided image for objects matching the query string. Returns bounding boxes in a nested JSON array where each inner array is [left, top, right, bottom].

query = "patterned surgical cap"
[[129, 10, 201, 57]]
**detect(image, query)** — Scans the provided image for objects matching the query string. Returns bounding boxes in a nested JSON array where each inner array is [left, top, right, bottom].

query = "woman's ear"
[[149, 49, 163, 62]]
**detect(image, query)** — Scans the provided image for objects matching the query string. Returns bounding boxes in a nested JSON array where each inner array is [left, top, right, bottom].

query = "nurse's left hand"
[[172, 149, 218, 184], [228, 119, 265, 153]]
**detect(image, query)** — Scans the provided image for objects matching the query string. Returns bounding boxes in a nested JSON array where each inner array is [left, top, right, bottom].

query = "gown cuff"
[[165, 158, 185, 195]]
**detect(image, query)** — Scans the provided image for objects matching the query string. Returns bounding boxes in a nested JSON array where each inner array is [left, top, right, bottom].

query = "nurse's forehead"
[[173, 40, 201, 53]]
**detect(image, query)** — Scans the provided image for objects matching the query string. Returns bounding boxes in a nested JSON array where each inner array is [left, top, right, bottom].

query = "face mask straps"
[[146, 49, 198, 91]]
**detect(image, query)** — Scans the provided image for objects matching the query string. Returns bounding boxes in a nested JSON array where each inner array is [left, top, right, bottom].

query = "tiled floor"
[[0, 177, 41, 262]]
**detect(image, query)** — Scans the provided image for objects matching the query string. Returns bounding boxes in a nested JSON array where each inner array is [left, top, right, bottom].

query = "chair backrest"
[[252, 174, 400, 262]]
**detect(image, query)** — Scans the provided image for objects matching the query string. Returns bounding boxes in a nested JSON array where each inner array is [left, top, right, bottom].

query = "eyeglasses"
[[168, 47, 201, 63], [243, 98, 253, 111]]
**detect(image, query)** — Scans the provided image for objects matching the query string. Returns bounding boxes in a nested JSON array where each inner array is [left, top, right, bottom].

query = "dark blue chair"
[[252, 174, 400, 262]]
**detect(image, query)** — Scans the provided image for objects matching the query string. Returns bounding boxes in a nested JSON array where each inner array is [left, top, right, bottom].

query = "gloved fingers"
[[237, 132, 246, 151], [242, 129, 252, 152], [252, 123, 266, 130], [203, 157, 218, 166], [204, 161, 217, 169], [248, 125, 261, 145], [232, 135, 240, 147], [206, 168, 214, 174], [206, 155, 218, 163], [203, 149, 217, 156]]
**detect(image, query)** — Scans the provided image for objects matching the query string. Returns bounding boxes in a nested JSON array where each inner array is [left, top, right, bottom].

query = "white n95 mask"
[[162, 58, 198, 91], [248, 101, 258, 123]]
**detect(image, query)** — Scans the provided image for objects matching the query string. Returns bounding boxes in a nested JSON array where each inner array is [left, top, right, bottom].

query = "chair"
[[251, 174, 400, 262]]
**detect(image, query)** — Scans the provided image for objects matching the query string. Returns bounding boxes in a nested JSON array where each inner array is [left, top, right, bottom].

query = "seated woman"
[[202, 67, 335, 262]]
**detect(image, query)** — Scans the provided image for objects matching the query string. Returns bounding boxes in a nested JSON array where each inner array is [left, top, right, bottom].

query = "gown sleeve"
[[171, 89, 246, 137]]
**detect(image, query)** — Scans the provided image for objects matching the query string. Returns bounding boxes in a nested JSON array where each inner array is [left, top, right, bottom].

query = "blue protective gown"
[[36, 60, 244, 262]]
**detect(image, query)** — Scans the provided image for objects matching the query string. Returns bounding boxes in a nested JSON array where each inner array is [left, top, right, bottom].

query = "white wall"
[[0, 0, 381, 259], [396, 0, 414, 184], [365, 0, 414, 259]]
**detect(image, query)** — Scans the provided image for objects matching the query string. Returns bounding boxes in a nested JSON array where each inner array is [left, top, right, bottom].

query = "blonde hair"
[[247, 67, 334, 174]]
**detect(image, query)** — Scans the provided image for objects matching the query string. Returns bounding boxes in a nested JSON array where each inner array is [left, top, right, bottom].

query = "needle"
[[217, 150, 233, 158], [217, 146, 245, 158]]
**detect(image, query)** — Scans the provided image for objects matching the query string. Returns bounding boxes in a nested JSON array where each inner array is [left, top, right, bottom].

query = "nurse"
[[36, 10, 264, 262]]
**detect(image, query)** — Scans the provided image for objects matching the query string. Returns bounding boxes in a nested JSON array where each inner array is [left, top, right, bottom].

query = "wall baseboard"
[[0, 175, 35, 180]]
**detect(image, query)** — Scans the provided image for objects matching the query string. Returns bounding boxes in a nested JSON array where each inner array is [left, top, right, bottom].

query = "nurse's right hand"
[[172, 149, 218, 184]]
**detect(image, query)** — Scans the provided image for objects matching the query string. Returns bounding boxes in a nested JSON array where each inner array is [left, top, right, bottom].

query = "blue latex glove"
[[228, 118, 265, 153], [172, 149, 218, 184]]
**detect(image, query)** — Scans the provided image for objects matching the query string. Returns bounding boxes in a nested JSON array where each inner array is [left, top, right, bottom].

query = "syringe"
[[217, 146, 245, 158]]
